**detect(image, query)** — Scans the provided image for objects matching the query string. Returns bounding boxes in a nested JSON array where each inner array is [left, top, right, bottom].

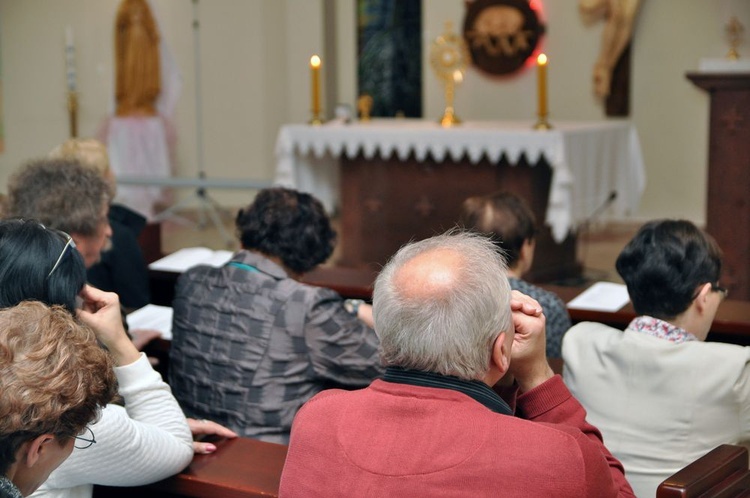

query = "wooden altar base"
[[338, 152, 581, 283]]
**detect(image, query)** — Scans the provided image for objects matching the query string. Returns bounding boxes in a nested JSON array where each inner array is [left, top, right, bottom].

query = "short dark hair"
[[0, 301, 117, 475], [235, 188, 336, 274], [460, 191, 536, 268], [616, 219, 723, 319], [6, 158, 112, 237], [0, 219, 87, 314]]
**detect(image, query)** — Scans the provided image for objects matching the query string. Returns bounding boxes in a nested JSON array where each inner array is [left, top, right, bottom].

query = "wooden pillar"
[[687, 73, 750, 300]]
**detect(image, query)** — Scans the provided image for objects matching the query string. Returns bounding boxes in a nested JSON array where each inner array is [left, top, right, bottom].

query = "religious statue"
[[579, 0, 643, 101], [115, 0, 161, 116]]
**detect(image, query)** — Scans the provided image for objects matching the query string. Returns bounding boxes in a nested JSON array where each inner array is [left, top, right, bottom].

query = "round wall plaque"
[[463, 0, 546, 76]]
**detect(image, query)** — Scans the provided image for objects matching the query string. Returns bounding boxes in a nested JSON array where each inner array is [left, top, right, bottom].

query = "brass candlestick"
[[726, 16, 744, 60], [309, 55, 324, 125], [67, 91, 78, 138], [533, 53, 552, 131], [533, 117, 552, 131], [440, 71, 461, 127]]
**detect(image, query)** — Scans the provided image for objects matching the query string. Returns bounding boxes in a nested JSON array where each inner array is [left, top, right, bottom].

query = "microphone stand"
[[152, 0, 232, 246], [576, 190, 618, 282]]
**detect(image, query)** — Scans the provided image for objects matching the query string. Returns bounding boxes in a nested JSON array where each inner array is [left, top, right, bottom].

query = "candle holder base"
[[440, 107, 461, 128], [309, 114, 325, 126], [67, 91, 79, 138], [533, 118, 552, 131]]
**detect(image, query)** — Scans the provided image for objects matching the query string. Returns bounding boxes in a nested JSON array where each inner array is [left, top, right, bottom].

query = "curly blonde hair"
[[0, 301, 117, 474]]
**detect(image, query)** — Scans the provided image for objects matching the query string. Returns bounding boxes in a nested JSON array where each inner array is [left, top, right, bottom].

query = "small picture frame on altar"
[[334, 103, 353, 123]]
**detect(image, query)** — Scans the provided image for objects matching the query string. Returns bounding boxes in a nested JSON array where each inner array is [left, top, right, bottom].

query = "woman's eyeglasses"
[[74, 426, 96, 449], [47, 230, 76, 278], [711, 283, 729, 300], [691, 282, 729, 302]]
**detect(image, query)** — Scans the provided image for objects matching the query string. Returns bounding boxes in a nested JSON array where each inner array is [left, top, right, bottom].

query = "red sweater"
[[280, 375, 634, 497]]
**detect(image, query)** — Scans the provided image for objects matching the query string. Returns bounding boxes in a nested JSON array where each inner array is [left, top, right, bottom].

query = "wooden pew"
[[656, 444, 750, 498], [94, 437, 287, 498], [148, 265, 750, 346]]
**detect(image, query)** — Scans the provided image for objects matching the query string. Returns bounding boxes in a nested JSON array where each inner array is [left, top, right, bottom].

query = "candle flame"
[[537, 53, 548, 65], [310, 55, 321, 68]]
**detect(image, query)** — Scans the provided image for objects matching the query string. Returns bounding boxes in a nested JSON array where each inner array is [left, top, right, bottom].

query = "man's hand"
[[508, 291, 554, 393], [187, 418, 239, 454]]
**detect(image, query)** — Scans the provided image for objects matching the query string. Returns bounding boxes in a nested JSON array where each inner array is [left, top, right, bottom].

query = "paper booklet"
[[148, 247, 234, 273], [126, 304, 174, 340], [567, 282, 630, 312]]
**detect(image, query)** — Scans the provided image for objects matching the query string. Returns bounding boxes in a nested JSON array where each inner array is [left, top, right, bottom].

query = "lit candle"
[[65, 26, 77, 92], [536, 53, 548, 119], [310, 55, 321, 118]]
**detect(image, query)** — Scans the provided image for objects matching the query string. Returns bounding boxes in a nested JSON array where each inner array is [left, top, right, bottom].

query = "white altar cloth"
[[275, 119, 645, 242]]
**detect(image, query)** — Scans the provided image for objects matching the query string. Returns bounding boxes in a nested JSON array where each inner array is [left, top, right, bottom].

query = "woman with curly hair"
[[0, 220, 195, 498], [0, 301, 117, 498], [170, 187, 383, 444]]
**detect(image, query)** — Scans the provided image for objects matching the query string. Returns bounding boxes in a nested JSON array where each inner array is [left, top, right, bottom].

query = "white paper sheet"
[[148, 247, 233, 272], [126, 304, 174, 340], [567, 282, 630, 312]]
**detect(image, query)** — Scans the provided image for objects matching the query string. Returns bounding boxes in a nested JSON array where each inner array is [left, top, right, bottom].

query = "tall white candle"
[[65, 26, 77, 92]]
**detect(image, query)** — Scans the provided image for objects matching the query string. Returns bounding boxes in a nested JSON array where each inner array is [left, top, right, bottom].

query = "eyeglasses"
[[693, 282, 729, 301], [74, 426, 96, 449], [711, 283, 729, 300], [47, 230, 76, 279]]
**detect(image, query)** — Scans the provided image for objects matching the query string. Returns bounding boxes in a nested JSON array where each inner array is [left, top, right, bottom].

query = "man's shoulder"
[[294, 386, 368, 423]]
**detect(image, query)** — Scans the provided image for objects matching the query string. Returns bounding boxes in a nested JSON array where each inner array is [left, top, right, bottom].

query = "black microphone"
[[579, 190, 618, 231]]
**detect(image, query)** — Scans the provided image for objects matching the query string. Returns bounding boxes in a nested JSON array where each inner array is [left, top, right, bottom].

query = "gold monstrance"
[[430, 22, 470, 127]]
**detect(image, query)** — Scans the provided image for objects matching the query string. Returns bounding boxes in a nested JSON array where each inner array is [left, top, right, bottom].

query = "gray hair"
[[6, 158, 112, 237], [373, 231, 512, 380]]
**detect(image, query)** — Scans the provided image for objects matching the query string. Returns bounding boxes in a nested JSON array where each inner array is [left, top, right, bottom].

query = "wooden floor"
[[159, 207, 639, 285]]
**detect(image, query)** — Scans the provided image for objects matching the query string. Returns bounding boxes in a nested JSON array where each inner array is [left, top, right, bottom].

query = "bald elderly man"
[[279, 231, 634, 497]]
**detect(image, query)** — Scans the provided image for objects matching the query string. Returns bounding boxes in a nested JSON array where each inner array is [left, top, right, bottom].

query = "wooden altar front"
[[687, 72, 750, 300], [275, 120, 645, 282], [339, 152, 577, 281]]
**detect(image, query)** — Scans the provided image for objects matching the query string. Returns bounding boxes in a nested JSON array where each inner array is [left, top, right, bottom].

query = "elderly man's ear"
[[485, 331, 512, 386]]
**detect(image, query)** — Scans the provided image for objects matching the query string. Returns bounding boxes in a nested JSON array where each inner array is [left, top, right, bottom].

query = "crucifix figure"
[[579, 0, 644, 116]]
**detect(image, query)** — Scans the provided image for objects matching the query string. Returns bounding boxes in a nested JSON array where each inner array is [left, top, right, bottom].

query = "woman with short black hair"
[[563, 219, 747, 498], [0, 220, 194, 498]]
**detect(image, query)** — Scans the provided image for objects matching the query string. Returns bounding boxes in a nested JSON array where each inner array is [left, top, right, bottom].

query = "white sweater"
[[30, 354, 194, 498]]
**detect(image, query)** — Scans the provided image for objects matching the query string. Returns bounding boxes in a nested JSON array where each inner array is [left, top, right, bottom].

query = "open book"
[[126, 304, 174, 340], [567, 282, 630, 312], [149, 247, 234, 273]]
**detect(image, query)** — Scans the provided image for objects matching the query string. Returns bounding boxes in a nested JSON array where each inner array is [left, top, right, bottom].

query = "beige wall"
[[1, 0, 748, 223]]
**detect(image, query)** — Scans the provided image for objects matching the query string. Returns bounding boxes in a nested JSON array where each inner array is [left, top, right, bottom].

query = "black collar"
[[383, 366, 512, 416]]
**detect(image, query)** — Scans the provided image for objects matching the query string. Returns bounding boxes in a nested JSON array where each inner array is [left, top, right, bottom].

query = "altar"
[[275, 119, 645, 279]]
